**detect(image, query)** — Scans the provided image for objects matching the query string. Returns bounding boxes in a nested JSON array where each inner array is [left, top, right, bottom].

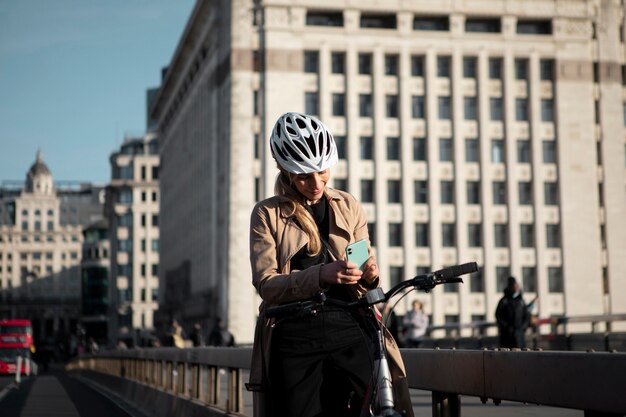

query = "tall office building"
[[105, 134, 160, 346], [0, 151, 106, 343], [151, 0, 626, 342]]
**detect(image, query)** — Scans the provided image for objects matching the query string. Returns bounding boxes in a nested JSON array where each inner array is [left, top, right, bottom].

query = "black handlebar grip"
[[434, 262, 478, 280]]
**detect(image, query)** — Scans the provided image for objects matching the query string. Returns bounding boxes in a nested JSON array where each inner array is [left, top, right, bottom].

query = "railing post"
[[226, 368, 242, 414], [432, 391, 460, 417]]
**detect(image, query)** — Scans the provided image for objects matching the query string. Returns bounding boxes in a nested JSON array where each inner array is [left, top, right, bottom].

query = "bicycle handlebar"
[[265, 262, 478, 319]]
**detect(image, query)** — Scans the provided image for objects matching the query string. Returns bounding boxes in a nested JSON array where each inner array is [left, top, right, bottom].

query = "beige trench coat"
[[247, 188, 414, 417]]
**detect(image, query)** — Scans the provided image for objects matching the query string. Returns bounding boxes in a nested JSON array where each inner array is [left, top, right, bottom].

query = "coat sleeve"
[[250, 202, 325, 305]]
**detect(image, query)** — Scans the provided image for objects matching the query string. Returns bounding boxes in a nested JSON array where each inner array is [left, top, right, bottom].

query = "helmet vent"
[[284, 143, 304, 162], [296, 117, 307, 129]]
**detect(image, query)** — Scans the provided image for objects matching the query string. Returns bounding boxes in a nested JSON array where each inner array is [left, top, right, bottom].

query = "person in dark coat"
[[207, 317, 235, 347], [495, 276, 530, 348]]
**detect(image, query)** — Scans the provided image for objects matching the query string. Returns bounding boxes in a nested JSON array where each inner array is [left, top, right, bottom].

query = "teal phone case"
[[346, 239, 369, 271]]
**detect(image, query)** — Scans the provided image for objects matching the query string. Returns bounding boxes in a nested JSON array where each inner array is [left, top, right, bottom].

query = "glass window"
[[414, 180, 428, 203], [464, 96, 478, 120], [386, 94, 399, 118], [517, 20, 552, 35], [489, 58, 503, 79], [361, 180, 375, 203], [438, 96, 451, 120], [470, 268, 484, 293], [439, 138, 453, 162], [151, 239, 159, 251], [465, 138, 479, 162], [437, 56, 451, 77], [494, 224, 508, 247], [463, 57, 477, 78], [387, 137, 400, 160], [389, 266, 404, 287], [333, 179, 347, 192], [335, 135, 347, 159], [152, 214, 159, 226], [332, 93, 346, 116], [253, 90, 259, 115], [387, 180, 401, 203], [415, 223, 429, 247], [522, 266, 537, 293], [360, 136, 373, 160], [358, 53, 372, 75], [520, 224, 535, 247], [384, 54, 399, 75], [540, 59, 554, 81], [491, 139, 505, 163], [411, 55, 425, 76], [468, 223, 482, 247], [543, 140, 557, 163], [361, 13, 397, 29], [546, 224, 561, 248], [541, 99, 554, 122], [388, 223, 403, 246], [331, 52, 345, 74], [467, 181, 481, 204], [544, 182, 559, 205], [517, 140, 531, 163], [493, 181, 506, 205], [490, 98, 503, 121], [368, 223, 377, 247], [442, 223, 456, 247], [414, 16, 449, 31], [306, 10, 344, 27], [305, 92, 319, 116], [548, 266, 563, 292], [496, 266, 511, 291], [412, 95, 425, 119], [441, 181, 455, 204], [519, 181, 533, 205], [413, 137, 426, 161], [466, 18, 501, 33], [359, 94, 373, 117], [515, 59, 528, 80], [516, 98, 529, 121]]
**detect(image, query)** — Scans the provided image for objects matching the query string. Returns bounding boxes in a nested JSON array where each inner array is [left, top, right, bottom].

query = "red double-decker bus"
[[0, 319, 33, 375]]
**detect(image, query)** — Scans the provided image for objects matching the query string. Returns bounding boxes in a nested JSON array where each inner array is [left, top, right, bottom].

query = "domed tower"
[[25, 150, 54, 195]]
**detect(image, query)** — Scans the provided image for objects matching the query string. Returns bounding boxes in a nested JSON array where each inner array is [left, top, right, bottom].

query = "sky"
[[0, 0, 196, 183]]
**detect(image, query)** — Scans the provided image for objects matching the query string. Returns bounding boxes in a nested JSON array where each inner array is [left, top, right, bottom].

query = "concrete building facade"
[[105, 134, 160, 346], [152, 0, 626, 342]]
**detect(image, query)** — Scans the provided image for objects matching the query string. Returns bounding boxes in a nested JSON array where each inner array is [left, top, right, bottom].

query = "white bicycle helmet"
[[270, 112, 338, 174]]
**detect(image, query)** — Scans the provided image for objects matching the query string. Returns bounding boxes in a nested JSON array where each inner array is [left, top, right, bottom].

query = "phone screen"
[[346, 239, 369, 271]]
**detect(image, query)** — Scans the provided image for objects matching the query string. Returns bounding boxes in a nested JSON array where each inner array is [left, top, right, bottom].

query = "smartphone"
[[346, 239, 369, 271]]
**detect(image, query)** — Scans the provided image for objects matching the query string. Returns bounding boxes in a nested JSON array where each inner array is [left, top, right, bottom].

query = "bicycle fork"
[[373, 330, 398, 417]]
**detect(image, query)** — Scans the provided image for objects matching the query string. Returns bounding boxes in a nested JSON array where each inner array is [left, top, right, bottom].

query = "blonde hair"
[[274, 169, 322, 256]]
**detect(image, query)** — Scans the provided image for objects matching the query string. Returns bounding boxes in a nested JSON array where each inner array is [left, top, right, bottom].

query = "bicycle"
[[265, 261, 478, 417]]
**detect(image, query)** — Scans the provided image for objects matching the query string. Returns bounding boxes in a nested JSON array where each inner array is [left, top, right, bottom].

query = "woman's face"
[[292, 169, 330, 204]]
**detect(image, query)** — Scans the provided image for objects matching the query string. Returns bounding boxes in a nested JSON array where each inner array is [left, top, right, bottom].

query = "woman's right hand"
[[320, 260, 363, 286]]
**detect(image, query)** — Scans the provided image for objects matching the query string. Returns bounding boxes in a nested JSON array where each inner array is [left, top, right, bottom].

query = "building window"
[[306, 10, 344, 27], [437, 56, 451, 77], [442, 223, 456, 247], [439, 138, 453, 162], [388, 223, 403, 247], [331, 52, 345, 74], [520, 224, 535, 247], [152, 264, 158, 276], [414, 180, 428, 203], [152, 166, 159, 180], [141, 263, 146, 277], [152, 214, 159, 226], [389, 266, 405, 287], [516, 98, 529, 121], [360, 136, 373, 160], [361, 13, 397, 29], [543, 140, 557, 163], [333, 178, 347, 192], [544, 182, 559, 205], [496, 266, 511, 291], [384, 54, 399, 75], [519, 182, 533, 205], [387, 180, 402, 203], [515, 59, 528, 80], [491, 139, 505, 163], [141, 239, 146, 252], [489, 58, 503, 79], [463, 57, 477, 78], [522, 266, 537, 293], [413, 137, 427, 161], [541, 99, 554, 122], [304, 51, 319, 73], [468, 223, 482, 247], [438, 96, 451, 119], [412, 95, 426, 118], [548, 266, 563, 292], [386, 95, 399, 118], [253, 90, 259, 115], [464, 97, 478, 120], [332, 93, 346, 116], [335, 135, 347, 159], [413, 15, 449, 31], [490, 98, 503, 121], [359, 94, 373, 117], [517, 140, 531, 163], [151, 239, 159, 251], [465, 18, 501, 33], [494, 224, 508, 247], [465, 138, 479, 162], [517, 19, 552, 35], [305, 92, 319, 116], [440, 181, 455, 204], [358, 53, 372, 75], [543, 223, 561, 250], [493, 181, 507, 205], [368, 223, 377, 247], [466, 181, 481, 204], [415, 223, 429, 247], [470, 268, 484, 293], [361, 180, 375, 203], [387, 137, 400, 161], [411, 55, 425, 76], [540, 59, 554, 81], [21, 221, 28, 231]]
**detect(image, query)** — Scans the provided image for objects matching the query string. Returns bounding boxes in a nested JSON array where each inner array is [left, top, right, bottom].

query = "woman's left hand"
[[361, 256, 379, 283]]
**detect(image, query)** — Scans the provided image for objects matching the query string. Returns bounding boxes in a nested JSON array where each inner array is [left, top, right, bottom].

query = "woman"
[[248, 112, 412, 417]]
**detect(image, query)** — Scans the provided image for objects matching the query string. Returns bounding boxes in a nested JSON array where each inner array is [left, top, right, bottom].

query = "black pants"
[[269, 308, 375, 417]]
